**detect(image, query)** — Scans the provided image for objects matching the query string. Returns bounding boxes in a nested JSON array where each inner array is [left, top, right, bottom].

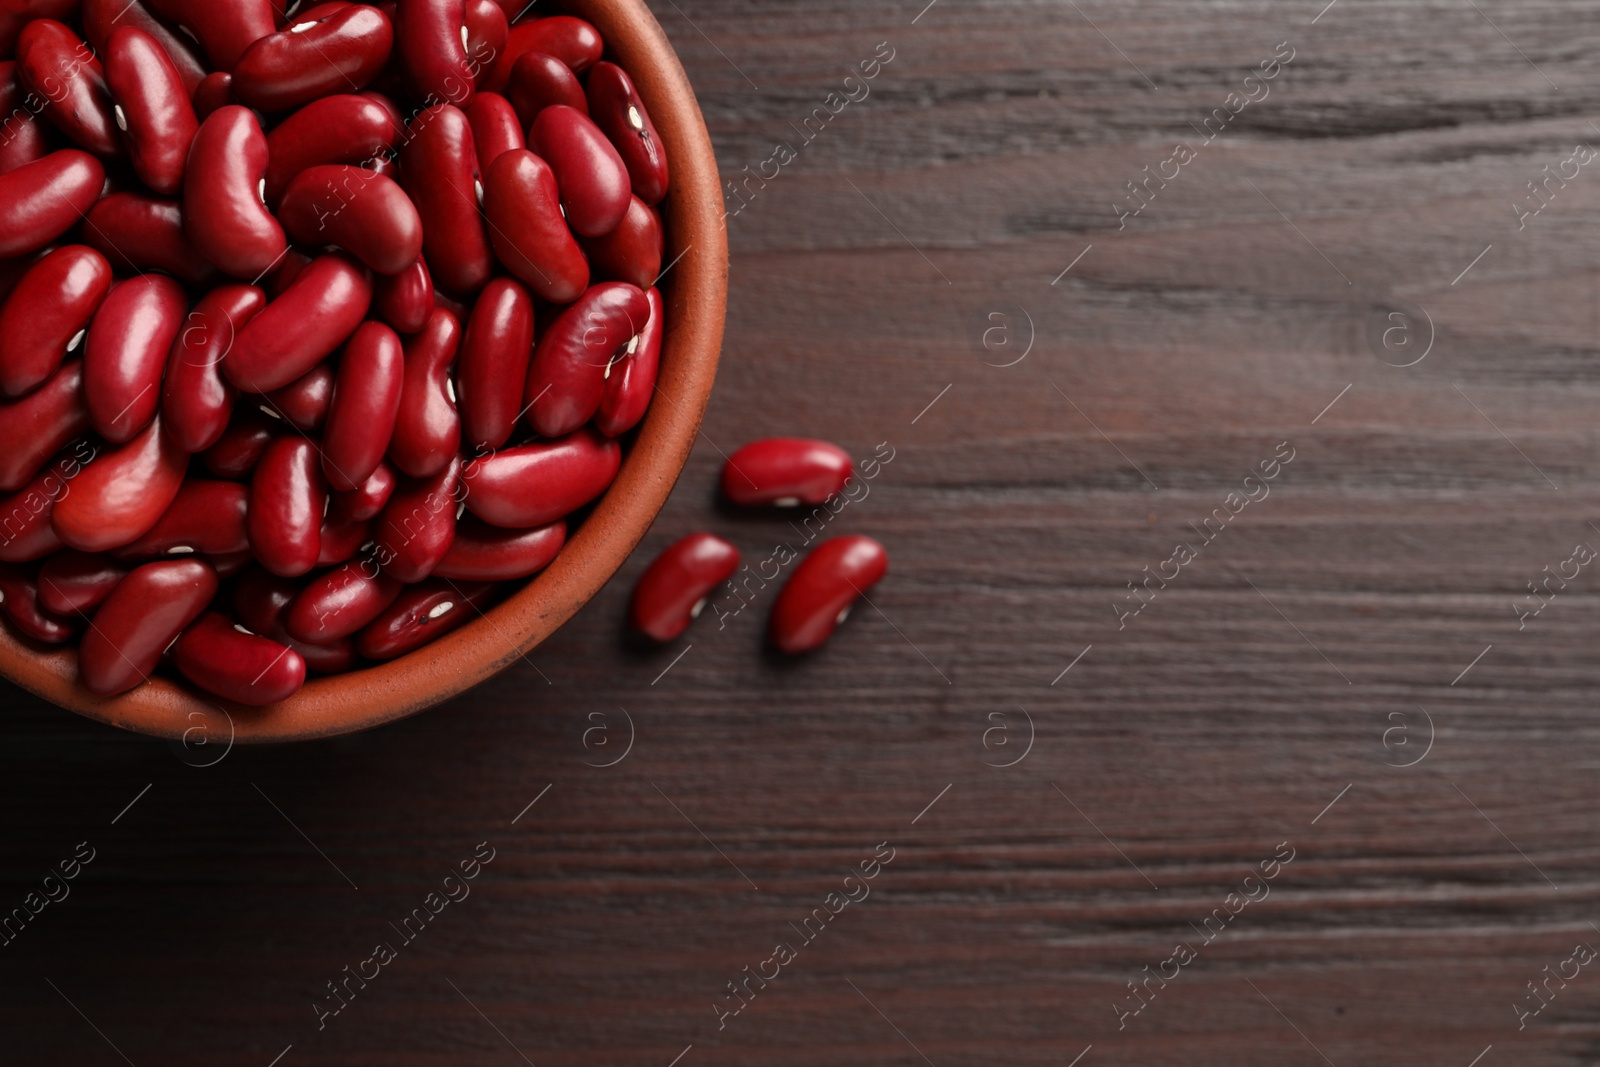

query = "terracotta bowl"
[[0, 0, 728, 743]]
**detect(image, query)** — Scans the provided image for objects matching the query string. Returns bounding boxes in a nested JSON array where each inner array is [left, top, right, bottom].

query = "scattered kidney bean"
[[37, 549, 127, 615], [263, 362, 334, 432], [0, 359, 89, 491], [112, 478, 247, 558], [434, 515, 562, 581], [52, 415, 186, 551], [456, 277, 531, 452], [247, 436, 325, 576], [0, 566, 75, 642], [0, 149, 105, 257], [399, 103, 490, 293], [224, 252, 371, 392], [172, 610, 306, 704], [464, 90, 522, 174], [190, 70, 236, 119], [161, 284, 264, 451], [201, 405, 276, 477], [722, 438, 854, 507], [372, 255, 434, 334], [234, 564, 356, 673], [103, 26, 198, 195], [262, 93, 399, 203], [505, 49, 585, 127], [462, 428, 619, 530], [232, 3, 392, 112], [0, 61, 53, 175], [394, 0, 474, 106], [354, 576, 491, 660], [315, 511, 368, 565], [388, 306, 460, 478], [461, 0, 504, 88], [79, 557, 216, 695], [330, 460, 395, 521], [0, 450, 77, 562], [285, 560, 400, 643], [0, 244, 112, 397], [629, 532, 739, 642], [372, 452, 458, 582], [278, 164, 423, 275], [581, 195, 662, 291], [16, 19, 119, 156], [769, 536, 888, 654], [183, 106, 286, 279], [0, 0, 76, 59], [321, 320, 402, 490], [83, 192, 217, 285], [142, 0, 275, 71], [490, 15, 601, 92], [81, 0, 206, 96], [595, 286, 663, 438], [524, 281, 648, 438], [482, 147, 588, 303], [84, 273, 187, 443], [585, 61, 668, 206], [528, 104, 631, 238]]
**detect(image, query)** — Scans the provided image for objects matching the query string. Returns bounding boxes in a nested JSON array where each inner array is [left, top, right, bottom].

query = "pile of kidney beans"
[[0, 0, 671, 705]]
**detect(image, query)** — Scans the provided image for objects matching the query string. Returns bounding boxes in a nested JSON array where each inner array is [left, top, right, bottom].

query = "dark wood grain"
[[8, 0, 1600, 1063]]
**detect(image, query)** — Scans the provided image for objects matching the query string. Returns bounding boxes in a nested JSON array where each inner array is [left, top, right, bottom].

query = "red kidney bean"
[[263, 247, 312, 297], [462, 428, 618, 529], [482, 148, 587, 303], [586, 61, 668, 206], [82, 0, 207, 96], [581, 195, 661, 290], [234, 564, 356, 673], [83, 192, 217, 285], [183, 106, 287, 279], [0, 149, 103, 258], [354, 576, 491, 660], [524, 281, 647, 438], [144, 0, 276, 71], [330, 459, 393, 520], [279, 165, 423, 275], [456, 277, 530, 451], [0, 0, 76, 58], [722, 438, 854, 507], [263, 361, 334, 432], [79, 557, 217, 694], [0, 567, 75, 643], [233, 3, 393, 112], [190, 71, 236, 120], [434, 514, 561, 580], [395, 0, 474, 106], [488, 16, 600, 92], [0, 449, 83, 561], [104, 27, 198, 196], [53, 416, 184, 551], [202, 405, 276, 477], [505, 50, 583, 127], [372, 452, 457, 581], [16, 20, 120, 157], [84, 274, 187, 443], [0, 359, 88, 491], [225, 253, 371, 392], [399, 104, 490, 293], [37, 549, 127, 615], [0, 61, 55, 176], [162, 284, 265, 452], [263, 93, 398, 203], [320, 322, 401, 490], [0, 245, 112, 397], [315, 511, 366, 565], [462, 0, 504, 88], [388, 306, 459, 478], [528, 104, 631, 238], [769, 536, 888, 654], [285, 559, 399, 642], [112, 478, 247, 558], [629, 532, 739, 642], [464, 90, 520, 173], [595, 285, 662, 437], [172, 610, 306, 704], [248, 436, 325, 576], [373, 255, 432, 333]]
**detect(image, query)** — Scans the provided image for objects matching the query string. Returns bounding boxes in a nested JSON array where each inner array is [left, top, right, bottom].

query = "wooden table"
[[7, 1, 1600, 1063]]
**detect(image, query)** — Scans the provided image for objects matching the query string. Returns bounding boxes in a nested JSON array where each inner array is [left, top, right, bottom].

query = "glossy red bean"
[[463, 90, 521, 173], [586, 61, 668, 206], [82, 0, 207, 96], [595, 285, 662, 437], [225, 253, 371, 392], [0, 61, 55, 175], [462, 428, 618, 529], [202, 405, 276, 477], [581, 195, 661, 290], [462, 0, 504, 88], [279, 165, 423, 275], [482, 148, 587, 302], [0, 0, 76, 59], [53, 416, 184, 551], [172, 610, 306, 704], [183, 106, 287, 279], [0, 149, 103, 258], [354, 576, 491, 659], [84, 274, 187, 443], [79, 557, 217, 694], [144, 0, 276, 71], [37, 549, 127, 615], [372, 453, 457, 581], [488, 16, 600, 92], [387, 307, 459, 478], [433, 514, 561, 580], [0, 567, 74, 642], [457, 277, 530, 451], [505, 49, 583, 127], [234, 564, 356, 673], [190, 71, 236, 120], [769, 536, 888, 654], [395, 0, 474, 106], [629, 532, 739, 642], [234, 3, 393, 112], [315, 511, 367, 565], [112, 479, 248, 559], [321, 320, 401, 490], [104, 27, 198, 196], [162, 284, 265, 452], [248, 436, 325, 576], [0, 245, 112, 397], [263, 247, 312, 297], [372, 254, 431, 333], [263, 362, 334, 432], [399, 104, 490, 293], [330, 459, 393, 520], [83, 192, 216, 285], [0, 359, 88, 491], [0, 448, 85, 561], [722, 438, 854, 507], [528, 104, 631, 238], [263, 93, 398, 203], [16, 20, 120, 156], [524, 281, 647, 438], [285, 559, 399, 642]]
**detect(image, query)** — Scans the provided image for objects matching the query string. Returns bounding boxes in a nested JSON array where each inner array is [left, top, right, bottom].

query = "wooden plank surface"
[[7, 0, 1600, 1063]]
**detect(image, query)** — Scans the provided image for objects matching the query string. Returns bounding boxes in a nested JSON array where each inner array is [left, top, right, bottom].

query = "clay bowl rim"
[[0, 0, 728, 744]]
